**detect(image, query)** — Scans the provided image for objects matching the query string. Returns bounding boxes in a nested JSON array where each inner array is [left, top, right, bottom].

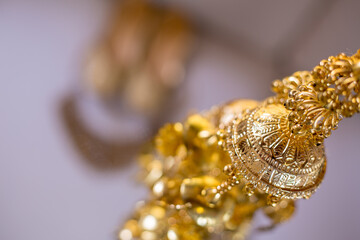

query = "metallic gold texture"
[[119, 50, 360, 239]]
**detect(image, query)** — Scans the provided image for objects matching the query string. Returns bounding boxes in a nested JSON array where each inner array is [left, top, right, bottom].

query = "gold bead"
[[267, 195, 280, 207], [244, 183, 255, 196], [223, 164, 234, 176], [201, 187, 221, 208]]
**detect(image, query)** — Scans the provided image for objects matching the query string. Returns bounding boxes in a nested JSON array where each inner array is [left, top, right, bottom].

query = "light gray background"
[[1, 1, 360, 240]]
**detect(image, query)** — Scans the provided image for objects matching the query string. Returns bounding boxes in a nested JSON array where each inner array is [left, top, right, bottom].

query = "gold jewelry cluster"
[[118, 50, 360, 240]]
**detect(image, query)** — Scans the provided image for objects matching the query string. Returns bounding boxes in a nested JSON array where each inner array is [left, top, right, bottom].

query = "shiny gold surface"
[[118, 50, 360, 239]]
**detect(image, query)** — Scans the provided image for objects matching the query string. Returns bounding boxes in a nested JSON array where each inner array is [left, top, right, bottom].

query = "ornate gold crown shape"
[[118, 50, 360, 240]]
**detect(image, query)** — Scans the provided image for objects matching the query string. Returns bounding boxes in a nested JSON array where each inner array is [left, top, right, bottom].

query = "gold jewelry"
[[61, 0, 193, 168], [118, 50, 360, 239], [84, 0, 193, 117]]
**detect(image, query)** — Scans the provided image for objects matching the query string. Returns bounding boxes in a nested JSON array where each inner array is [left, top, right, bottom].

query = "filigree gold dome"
[[224, 103, 326, 199]]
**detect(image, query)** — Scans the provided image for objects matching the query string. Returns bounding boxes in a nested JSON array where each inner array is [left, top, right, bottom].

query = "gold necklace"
[[118, 50, 360, 240]]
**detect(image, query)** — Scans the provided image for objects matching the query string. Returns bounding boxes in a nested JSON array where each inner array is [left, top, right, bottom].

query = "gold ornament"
[[118, 50, 360, 239], [84, 0, 193, 117], [60, 0, 193, 168]]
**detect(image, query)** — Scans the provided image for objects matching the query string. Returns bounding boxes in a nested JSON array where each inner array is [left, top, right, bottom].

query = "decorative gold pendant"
[[118, 50, 360, 240]]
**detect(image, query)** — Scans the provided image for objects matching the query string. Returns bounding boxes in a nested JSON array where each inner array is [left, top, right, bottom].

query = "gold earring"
[[118, 50, 360, 240], [61, 0, 193, 169]]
